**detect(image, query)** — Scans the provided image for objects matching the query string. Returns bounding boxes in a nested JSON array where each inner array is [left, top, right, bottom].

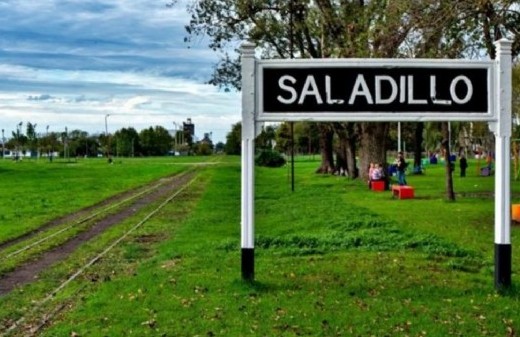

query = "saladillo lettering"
[[262, 67, 488, 113]]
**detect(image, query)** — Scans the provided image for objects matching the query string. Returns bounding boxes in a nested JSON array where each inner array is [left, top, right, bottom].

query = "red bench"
[[371, 180, 385, 191], [391, 185, 414, 199]]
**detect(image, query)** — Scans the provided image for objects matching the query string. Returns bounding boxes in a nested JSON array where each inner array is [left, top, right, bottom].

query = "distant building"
[[2, 149, 59, 159], [201, 133, 212, 145], [183, 118, 195, 138]]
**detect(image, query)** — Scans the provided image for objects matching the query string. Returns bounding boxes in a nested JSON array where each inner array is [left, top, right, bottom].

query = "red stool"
[[391, 185, 414, 199], [371, 180, 385, 191]]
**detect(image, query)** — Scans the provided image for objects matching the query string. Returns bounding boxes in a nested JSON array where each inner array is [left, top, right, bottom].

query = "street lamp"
[[16, 122, 22, 160], [46, 125, 54, 162], [172, 122, 178, 155], [64, 126, 68, 161], [105, 114, 111, 162]]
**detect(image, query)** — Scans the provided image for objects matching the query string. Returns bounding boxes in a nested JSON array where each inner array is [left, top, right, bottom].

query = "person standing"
[[396, 152, 407, 186], [459, 154, 468, 177], [367, 162, 375, 189]]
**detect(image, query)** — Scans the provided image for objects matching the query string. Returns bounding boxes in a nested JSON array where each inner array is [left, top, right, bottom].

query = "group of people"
[[367, 162, 385, 189], [367, 152, 409, 189], [368, 151, 473, 189]]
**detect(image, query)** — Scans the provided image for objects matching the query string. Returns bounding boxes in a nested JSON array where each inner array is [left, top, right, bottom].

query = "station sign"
[[241, 40, 513, 289], [257, 60, 495, 120]]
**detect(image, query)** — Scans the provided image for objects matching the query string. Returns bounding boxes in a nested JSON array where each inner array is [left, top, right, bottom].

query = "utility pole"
[[105, 114, 111, 162]]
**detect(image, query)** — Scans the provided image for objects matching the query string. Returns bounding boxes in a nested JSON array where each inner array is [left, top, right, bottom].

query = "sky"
[[0, 0, 241, 144]]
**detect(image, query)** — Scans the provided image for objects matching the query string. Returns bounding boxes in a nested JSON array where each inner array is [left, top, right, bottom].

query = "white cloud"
[[122, 96, 151, 110], [0, 0, 240, 143]]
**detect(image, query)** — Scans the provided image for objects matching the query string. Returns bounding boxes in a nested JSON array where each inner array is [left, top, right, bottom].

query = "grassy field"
[[1, 155, 520, 336], [0, 156, 206, 243]]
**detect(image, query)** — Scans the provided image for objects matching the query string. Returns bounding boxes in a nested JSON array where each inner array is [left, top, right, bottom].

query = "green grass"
[[2, 155, 520, 336], [0, 156, 213, 243]]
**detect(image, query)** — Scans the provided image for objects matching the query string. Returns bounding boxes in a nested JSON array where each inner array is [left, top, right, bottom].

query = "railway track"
[[0, 170, 188, 253], [0, 168, 199, 336], [0, 177, 171, 261], [0, 169, 197, 296]]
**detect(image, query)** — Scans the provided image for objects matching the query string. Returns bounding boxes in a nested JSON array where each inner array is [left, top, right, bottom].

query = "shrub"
[[255, 150, 286, 167]]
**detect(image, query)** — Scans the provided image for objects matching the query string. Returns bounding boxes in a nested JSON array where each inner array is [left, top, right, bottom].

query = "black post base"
[[495, 243, 512, 290], [241, 248, 254, 282]]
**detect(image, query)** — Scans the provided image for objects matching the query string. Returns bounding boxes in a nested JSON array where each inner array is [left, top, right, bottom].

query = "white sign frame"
[[240, 39, 513, 290]]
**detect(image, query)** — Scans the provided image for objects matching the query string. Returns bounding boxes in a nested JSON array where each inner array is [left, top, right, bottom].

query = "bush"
[[255, 150, 286, 167]]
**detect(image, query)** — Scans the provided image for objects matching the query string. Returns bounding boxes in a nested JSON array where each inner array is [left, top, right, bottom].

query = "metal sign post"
[[240, 39, 512, 289], [240, 42, 256, 281], [491, 39, 513, 289]]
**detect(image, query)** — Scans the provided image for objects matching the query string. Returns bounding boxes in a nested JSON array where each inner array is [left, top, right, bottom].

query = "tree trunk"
[[413, 122, 424, 174], [442, 122, 456, 201], [316, 123, 335, 174], [334, 123, 348, 175], [333, 122, 358, 178], [334, 124, 348, 175], [334, 147, 347, 175], [347, 135, 359, 179], [359, 122, 389, 180]]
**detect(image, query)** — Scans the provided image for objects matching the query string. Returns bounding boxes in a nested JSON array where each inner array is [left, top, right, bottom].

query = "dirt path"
[[0, 171, 196, 296], [0, 172, 188, 251]]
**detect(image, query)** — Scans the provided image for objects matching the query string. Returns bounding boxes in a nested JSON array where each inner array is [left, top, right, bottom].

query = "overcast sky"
[[0, 0, 241, 144]]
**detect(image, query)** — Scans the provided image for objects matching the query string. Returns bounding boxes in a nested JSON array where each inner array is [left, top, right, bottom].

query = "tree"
[[139, 126, 172, 156], [194, 142, 213, 155], [461, 1, 520, 60], [178, 1, 439, 178], [194, 133, 214, 155], [274, 123, 291, 155], [39, 131, 60, 159], [98, 133, 110, 158], [178, 0, 519, 183], [66, 129, 91, 157], [26, 122, 38, 157], [215, 141, 225, 153], [12, 122, 26, 159], [426, 1, 520, 199], [316, 124, 335, 174], [333, 123, 358, 177], [441, 122, 456, 201], [298, 122, 320, 155], [225, 122, 241, 155], [256, 125, 276, 150], [114, 127, 140, 157]]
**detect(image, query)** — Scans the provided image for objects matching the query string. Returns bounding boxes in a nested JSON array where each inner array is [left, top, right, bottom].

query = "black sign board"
[[261, 66, 489, 113]]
